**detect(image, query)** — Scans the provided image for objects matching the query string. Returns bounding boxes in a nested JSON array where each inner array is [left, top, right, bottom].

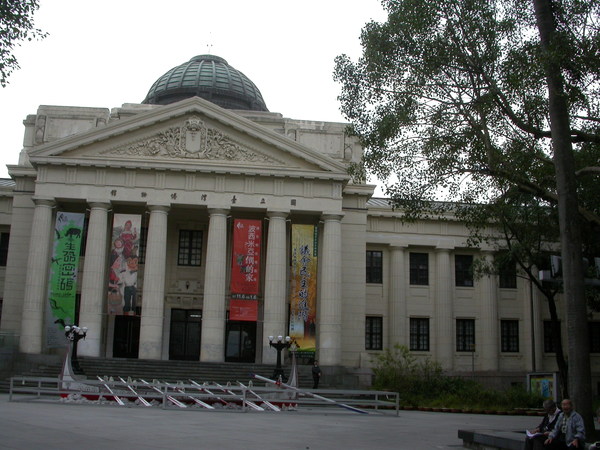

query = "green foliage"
[[0, 0, 47, 87], [334, 0, 600, 228], [372, 345, 543, 410]]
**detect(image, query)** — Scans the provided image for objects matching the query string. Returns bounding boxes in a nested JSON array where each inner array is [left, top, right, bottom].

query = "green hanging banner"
[[46, 212, 84, 348]]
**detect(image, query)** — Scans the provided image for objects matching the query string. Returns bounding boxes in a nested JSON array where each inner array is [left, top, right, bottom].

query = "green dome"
[[142, 55, 269, 111]]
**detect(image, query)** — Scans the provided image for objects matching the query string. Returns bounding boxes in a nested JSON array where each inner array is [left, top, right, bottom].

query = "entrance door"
[[113, 315, 140, 358], [225, 321, 256, 363], [169, 309, 202, 361]]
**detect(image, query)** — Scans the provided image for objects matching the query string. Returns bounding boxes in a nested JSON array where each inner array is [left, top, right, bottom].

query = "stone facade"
[[0, 96, 597, 390]]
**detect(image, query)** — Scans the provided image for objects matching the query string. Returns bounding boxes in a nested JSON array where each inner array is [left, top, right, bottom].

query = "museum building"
[[0, 55, 597, 387]]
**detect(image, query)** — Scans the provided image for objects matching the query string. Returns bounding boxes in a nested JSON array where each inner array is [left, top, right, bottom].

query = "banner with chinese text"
[[108, 214, 141, 315], [45, 212, 84, 348], [229, 219, 261, 321], [289, 224, 318, 357]]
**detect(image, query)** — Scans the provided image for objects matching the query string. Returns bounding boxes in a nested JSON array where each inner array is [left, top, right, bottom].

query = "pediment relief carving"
[[101, 116, 285, 165]]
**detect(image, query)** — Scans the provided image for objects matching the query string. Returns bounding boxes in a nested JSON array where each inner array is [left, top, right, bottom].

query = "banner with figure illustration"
[[107, 214, 141, 315], [230, 219, 261, 321], [45, 212, 85, 348], [289, 224, 318, 358]]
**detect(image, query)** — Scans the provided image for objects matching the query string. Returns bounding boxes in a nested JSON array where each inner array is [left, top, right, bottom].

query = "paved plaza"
[[0, 394, 540, 449]]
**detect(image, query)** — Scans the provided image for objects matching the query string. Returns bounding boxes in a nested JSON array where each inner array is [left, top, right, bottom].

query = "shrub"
[[371, 344, 543, 410]]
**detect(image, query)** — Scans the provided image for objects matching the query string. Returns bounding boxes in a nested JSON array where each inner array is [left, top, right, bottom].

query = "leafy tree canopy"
[[0, 0, 47, 87], [334, 0, 600, 225]]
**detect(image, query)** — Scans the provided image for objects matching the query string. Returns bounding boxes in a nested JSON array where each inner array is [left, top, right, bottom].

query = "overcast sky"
[[0, 0, 387, 191]]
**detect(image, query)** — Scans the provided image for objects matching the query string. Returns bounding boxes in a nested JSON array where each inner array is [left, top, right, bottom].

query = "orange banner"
[[289, 224, 318, 356]]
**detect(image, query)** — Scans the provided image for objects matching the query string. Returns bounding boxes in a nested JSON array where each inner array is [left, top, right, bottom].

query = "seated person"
[[525, 399, 560, 450], [544, 398, 585, 449]]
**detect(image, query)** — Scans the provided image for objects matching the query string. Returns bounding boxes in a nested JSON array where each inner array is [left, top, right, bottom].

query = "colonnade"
[[386, 246, 536, 371], [18, 198, 344, 366]]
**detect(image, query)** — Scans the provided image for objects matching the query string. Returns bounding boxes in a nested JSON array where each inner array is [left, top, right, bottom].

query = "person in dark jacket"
[[525, 399, 561, 450], [311, 360, 322, 389]]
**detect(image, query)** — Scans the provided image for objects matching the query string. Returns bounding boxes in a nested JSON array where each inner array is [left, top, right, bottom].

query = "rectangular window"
[[0, 232, 9, 266], [410, 318, 430, 351], [365, 316, 383, 350], [589, 322, 600, 353], [499, 257, 517, 289], [366, 250, 383, 284], [456, 319, 475, 352], [455, 255, 474, 287], [409, 252, 429, 285], [544, 320, 561, 353], [501, 320, 519, 352], [178, 230, 203, 266]]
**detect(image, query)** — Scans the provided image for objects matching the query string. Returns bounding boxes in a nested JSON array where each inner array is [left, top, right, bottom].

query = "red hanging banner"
[[230, 219, 261, 300], [229, 298, 258, 321]]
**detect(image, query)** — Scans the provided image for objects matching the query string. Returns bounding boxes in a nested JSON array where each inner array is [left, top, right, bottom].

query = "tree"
[[0, 0, 47, 87], [462, 191, 567, 397], [334, 0, 600, 431]]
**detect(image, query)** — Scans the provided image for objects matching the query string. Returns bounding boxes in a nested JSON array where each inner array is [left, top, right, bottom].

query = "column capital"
[[148, 204, 170, 213], [389, 244, 408, 251], [207, 207, 230, 216], [321, 213, 344, 222], [435, 245, 453, 252], [87, 201, 111, 210], [267, 210, 289, 220], [32, 196, 55, 207]]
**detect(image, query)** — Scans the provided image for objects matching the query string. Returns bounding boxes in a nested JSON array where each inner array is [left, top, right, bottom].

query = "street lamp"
[[64, 325, 87, 375], [268, 335, 291, 381]]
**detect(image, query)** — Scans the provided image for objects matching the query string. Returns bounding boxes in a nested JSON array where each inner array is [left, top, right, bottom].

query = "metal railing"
[[9, 376, 399, 415]]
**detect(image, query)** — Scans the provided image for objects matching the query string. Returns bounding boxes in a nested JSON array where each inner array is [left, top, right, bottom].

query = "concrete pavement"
[[0, 394, 539, 449]]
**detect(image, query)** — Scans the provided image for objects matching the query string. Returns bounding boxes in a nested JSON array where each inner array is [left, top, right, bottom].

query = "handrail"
[[9, 376, 399, 415]]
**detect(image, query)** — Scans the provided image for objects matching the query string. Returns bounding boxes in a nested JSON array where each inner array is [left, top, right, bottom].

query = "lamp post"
[[268, 335, 291, 381], [64, 325, 87, 375]]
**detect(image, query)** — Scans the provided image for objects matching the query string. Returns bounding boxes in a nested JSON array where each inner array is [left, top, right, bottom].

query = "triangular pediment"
[[27, 97, 348, 179]]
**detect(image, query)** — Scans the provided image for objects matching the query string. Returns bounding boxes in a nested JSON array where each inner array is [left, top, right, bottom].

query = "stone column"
[[434, 247, 453, 370], [318, 214, 343, 366], [20, 197, 55, 354], [262, 211, 288, 364], [479, 251, 499, 371], [78, 202, 110, 357], [200, 208, 229, 362], [388, 245, 407, 348], [138, 205, 169, 360]]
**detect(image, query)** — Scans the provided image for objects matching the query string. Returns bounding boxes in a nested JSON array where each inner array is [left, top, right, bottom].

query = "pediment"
[[27, 97, 348, 178], [99, 115, 287, 167]]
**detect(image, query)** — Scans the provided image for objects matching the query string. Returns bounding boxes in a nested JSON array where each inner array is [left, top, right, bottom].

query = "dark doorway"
[[225, 321, 256, 363], [113, 315, 140, 358], [169, 309, 202, 361]]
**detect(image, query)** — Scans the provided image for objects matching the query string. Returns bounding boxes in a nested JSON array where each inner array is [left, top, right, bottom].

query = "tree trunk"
[[532, 0, 593, 432], [546, 292, 569, 398]]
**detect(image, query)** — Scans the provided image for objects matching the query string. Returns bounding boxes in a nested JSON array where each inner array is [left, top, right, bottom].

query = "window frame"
[[409, 252, 429, 285], [366, 250, 383, 284], [410, 317, 430, 351], [365, 316, 383, 350], [456, 318, 475, 352], [543, 320, 561, 353], [177, 229, 203, 266], [455, 254, 474, 287], [498, 257, 517, 289], [500, 320, 519, 352]]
